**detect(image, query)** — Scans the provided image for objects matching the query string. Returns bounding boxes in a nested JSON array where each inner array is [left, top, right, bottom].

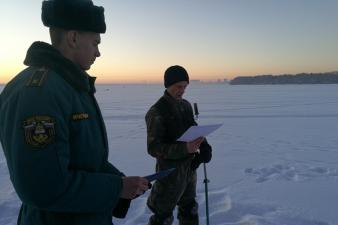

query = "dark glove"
[[199, 144, 212, 163], [112, 198, 131, 218], [190, 154, 202, 170]]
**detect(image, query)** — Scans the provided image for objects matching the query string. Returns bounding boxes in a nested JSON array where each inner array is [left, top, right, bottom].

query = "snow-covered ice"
[[1, 83, 338, 225]]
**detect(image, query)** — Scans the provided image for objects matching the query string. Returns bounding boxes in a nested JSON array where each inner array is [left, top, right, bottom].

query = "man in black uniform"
[[145, 65, 212, 225], [0, 1, 149, 224]]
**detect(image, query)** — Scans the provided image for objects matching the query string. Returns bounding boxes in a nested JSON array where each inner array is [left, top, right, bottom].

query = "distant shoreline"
[[230, 72, 338, 85]]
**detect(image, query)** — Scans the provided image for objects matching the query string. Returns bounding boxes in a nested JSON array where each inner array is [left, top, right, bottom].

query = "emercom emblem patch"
[[23, 116, 56, 148]]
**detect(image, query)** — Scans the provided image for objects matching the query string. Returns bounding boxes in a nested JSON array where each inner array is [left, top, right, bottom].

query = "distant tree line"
[[230, 72, 338, 85]]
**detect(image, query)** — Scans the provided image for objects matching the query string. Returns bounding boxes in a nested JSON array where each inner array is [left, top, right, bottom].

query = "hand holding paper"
[[144, 168, 176, 182], [177, 123, 223, 142]]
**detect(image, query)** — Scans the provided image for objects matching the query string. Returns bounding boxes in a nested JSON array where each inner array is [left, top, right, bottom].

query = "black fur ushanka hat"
[[41, 0, 106, 33]]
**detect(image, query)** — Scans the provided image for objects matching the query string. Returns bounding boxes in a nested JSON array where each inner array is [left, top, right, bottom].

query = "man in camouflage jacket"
[[145, 65, 212, 225]]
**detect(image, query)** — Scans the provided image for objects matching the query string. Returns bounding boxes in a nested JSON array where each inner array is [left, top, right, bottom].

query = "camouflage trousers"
[[147, 164, 198, 225]]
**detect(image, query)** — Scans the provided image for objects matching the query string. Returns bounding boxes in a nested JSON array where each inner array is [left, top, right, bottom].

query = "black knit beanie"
[[164, 65, 190, 88], [41, 0, 106, 33]]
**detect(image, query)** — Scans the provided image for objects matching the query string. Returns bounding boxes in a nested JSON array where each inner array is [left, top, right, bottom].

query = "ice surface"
[[1, 83, 338, 225]]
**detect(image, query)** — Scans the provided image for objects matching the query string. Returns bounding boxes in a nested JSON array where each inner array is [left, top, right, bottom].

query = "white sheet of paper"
[[177, 123, 223, 142]]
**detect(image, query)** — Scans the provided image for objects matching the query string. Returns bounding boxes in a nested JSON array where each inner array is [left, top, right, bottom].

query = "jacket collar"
[[24, 41, 95, 93], [163, 90, 185, 105]]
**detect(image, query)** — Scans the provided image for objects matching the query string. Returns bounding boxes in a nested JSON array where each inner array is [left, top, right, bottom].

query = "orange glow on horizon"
[[0, 69, 232, 84], [2, 63, 335, 85], [0, 65, 26, 84], [0, 63, 230, 84]]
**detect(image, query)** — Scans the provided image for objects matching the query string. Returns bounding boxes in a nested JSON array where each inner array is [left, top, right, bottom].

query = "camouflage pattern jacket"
[[145, 91, 210, 172]]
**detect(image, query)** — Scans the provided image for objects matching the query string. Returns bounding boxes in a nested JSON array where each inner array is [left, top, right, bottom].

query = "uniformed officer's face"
[[167, 81, 189, 100], [73, 32, 101, 70]]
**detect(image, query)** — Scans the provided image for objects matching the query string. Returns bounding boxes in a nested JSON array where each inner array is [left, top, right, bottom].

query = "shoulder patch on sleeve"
[[23, 115, 56, 148], [26, 67, 49, 87]]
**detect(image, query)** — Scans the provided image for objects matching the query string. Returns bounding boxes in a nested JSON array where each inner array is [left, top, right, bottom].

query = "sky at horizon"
[[1, 0, 338, 84]]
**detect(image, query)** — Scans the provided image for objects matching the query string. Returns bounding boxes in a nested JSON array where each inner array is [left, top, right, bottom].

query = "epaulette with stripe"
[[26, 67, 49, 87]]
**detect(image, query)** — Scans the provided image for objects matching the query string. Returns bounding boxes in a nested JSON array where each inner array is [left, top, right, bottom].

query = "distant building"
[[220, 79, 229, 84], [190, 79, 201, 84]]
